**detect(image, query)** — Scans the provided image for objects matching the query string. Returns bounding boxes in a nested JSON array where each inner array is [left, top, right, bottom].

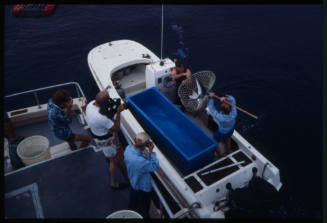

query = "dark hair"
[[52, 90, 70, 105], [174, 58, 183, 68], [221, 103, 231, 114]]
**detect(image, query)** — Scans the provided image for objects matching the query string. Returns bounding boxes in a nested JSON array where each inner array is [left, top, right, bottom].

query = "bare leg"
[[5, 118, 23, 141], [215, 144, 223, 157], [67, 139, 77, 150], [225, 137, 231, 155], [117, 148, 129, 179], [112, 138, 128, 179], [108, 156, 118, 187]]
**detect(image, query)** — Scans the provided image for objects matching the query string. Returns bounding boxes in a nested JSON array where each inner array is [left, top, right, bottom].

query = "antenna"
[[160, 4, 164, 66]]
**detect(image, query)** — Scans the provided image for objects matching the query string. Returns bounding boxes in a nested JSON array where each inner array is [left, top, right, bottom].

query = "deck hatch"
[[5, 183, 44, 218], [197, 158, 239, 186], [184, 176, 203, 193], [232, 151, 252, 167]]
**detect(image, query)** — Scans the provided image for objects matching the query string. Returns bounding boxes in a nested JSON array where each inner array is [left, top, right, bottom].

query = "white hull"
[[88, 40, 282, 218]]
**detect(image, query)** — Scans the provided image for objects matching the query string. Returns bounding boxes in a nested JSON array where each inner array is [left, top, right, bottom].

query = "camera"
[[99, 98, 129, 119], [146, 140, 153, 147], [99, 98, 121, 119]]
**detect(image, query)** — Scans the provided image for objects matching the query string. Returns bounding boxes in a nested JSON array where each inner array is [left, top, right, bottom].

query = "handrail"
[[4, 82, 85, 99]]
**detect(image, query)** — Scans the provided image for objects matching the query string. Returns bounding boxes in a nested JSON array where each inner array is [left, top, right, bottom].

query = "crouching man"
[[124, 132, 159, 219]]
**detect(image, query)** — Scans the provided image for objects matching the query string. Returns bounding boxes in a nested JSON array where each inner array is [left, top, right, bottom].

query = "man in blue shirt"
[[124, 132, 159, 218], [208, 93, 237, 157], [48, 89, 91, 150]]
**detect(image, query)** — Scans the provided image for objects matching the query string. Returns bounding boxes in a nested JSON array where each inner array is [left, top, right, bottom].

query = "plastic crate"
[[127, 87, 217, 175]]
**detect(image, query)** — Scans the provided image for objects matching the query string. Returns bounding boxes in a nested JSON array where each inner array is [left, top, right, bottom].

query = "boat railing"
[[5, 82, 86, 111]]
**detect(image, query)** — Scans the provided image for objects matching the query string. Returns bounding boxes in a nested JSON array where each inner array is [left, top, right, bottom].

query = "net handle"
[[212, 95, 258, 120]]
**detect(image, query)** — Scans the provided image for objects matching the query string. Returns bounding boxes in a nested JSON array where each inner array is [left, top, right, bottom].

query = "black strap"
[[90, 130, 113, 140]]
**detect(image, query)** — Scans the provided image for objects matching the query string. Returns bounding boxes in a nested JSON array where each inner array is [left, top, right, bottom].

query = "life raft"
[[11, 4, 56, 17]]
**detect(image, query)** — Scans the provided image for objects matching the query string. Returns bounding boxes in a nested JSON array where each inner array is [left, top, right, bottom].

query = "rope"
[[160, 4, 164, 60]]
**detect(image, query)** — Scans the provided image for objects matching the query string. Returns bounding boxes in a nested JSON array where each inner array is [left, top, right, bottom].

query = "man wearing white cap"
[[124, 132, 159, 219]]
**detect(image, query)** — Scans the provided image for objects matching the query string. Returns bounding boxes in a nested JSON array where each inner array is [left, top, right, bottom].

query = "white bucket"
[[17, 135, 50, 166], [106, 210, 143, 219]]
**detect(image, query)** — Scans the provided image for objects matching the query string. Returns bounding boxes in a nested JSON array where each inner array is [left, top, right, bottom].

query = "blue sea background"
[[4, 5, 322, 218]]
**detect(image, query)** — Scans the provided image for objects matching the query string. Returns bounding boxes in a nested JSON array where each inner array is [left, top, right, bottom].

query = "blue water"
[[4, 5, 322, 218]]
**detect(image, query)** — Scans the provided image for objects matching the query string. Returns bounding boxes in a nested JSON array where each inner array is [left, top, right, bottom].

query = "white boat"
[[87, 39, 283, 218]]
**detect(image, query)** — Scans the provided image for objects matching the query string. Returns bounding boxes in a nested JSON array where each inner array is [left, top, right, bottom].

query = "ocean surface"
[[4, 4, 322, 218]]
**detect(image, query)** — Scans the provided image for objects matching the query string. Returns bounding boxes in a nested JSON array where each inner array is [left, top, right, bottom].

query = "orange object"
[[11, 4, 56, 17], [43, 4, 56, 16]]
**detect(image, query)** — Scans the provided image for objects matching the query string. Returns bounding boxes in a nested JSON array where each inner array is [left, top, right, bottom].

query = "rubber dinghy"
[[12, 4, 56, 17]]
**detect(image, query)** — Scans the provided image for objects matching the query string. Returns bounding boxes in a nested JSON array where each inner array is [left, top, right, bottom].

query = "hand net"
[[178, 71, 216, 113]]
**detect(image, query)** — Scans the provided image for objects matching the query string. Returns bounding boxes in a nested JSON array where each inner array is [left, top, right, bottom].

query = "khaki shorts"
[[94, 137, 117, 158]]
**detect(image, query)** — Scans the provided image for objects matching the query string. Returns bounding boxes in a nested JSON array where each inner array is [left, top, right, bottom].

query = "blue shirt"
[[124, 145, 159, 192], [47, 99, 72, 140], [208, 95, 237, 134]]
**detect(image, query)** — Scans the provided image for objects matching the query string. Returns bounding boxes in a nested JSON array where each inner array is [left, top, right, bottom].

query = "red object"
[[251, 154, 256, 161], [11, 4, 57, 17], [43, 4, 56, 16], [170, 67, 176, 72], [11, 4, 24, 16]]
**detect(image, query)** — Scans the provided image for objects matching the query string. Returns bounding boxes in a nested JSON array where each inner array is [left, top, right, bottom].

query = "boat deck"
[[5, 113, 161, 218], [119, 65, 146, 97], [5, 148, 130, 218], [14, 113, 90, 147]]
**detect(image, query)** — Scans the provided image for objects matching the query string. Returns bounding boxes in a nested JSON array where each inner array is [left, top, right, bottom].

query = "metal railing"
[[5, 82, 86, 109]]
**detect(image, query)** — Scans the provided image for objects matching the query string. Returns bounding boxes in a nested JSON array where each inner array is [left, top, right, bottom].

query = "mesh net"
[[178, 71, 216, 113]]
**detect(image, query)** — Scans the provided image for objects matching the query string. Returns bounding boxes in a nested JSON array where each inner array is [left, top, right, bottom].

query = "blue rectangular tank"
[[127, 87, 217, 175]]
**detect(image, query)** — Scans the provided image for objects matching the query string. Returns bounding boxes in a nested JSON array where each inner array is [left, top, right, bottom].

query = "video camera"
[[99, 98, 129, 119]]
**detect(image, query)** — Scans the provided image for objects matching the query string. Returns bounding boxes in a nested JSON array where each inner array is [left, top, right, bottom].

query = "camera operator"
[[124, 132, 159, 219], [85, 90, 128, 189]]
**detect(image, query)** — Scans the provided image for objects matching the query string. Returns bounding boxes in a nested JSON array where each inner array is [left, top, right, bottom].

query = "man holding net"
[[208, 92, 237, 157]]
